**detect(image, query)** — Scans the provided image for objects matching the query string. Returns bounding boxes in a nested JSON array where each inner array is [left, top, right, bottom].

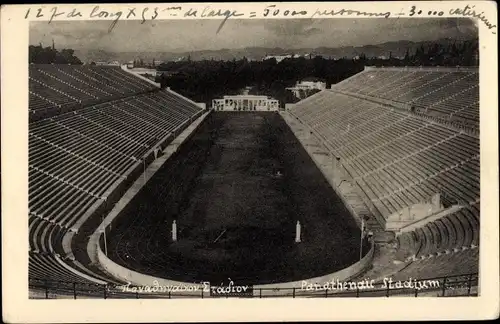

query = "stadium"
[[27, 62, 480, 298], [23, 17, 483, 299]]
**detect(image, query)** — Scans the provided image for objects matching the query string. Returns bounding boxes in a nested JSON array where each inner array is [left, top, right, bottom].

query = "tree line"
[[157, 39, 479, 107]]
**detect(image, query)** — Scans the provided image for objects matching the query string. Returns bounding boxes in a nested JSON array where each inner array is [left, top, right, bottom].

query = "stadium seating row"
[[390, 246, 479, 283], [29, 214, 106, 284], [30, 252, 92, 284], [29, 64, 158, 114], [395, 202, 480, 260], [333, 68, 479, 125]]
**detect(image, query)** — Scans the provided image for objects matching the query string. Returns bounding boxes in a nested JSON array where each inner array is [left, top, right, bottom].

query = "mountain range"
[[74, 37, 477, 64]]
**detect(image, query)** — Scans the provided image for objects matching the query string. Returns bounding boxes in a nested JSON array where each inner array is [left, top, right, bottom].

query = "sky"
[[30, 18, 478, 53]]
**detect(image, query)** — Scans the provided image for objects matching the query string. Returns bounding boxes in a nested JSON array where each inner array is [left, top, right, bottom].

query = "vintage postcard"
[[1, 1, 498, 322]]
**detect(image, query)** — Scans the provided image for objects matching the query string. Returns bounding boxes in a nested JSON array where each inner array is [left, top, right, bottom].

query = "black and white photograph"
[[1, 1, 499, 322]]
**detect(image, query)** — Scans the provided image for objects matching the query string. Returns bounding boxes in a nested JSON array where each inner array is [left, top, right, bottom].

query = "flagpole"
[[359, 217, 364, 261]]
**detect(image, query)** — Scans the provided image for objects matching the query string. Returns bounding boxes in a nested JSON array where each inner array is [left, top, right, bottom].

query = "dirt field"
[[107, 112, 366, 285]]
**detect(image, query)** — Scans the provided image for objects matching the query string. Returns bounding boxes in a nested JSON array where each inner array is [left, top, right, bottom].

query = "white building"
[[263, 54, 293, 63], [212, 95, 280, 111], [262, 53, 312, 63], [286, 79, 327, 99]]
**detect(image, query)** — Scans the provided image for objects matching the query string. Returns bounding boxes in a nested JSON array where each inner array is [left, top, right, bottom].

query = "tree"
[[29, 45, 82, 64], [404, 48, 410, 62]]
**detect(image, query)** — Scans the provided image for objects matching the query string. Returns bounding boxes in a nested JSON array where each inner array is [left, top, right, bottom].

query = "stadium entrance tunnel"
[[106, 112, 370, 285]]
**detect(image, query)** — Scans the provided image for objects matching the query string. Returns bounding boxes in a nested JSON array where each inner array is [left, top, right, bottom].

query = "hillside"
[[74, 37, 477, 63]]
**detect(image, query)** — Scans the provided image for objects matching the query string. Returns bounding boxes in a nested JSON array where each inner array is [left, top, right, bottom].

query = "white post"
[[295, 221, 301, 243], [172, 220, 177, 242]]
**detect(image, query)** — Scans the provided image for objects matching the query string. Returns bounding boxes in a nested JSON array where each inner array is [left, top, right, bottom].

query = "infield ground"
[[107, 112, 367, 285]]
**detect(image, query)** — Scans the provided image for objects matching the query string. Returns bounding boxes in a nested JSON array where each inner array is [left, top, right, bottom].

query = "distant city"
[[32, 36, 478, 68]]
